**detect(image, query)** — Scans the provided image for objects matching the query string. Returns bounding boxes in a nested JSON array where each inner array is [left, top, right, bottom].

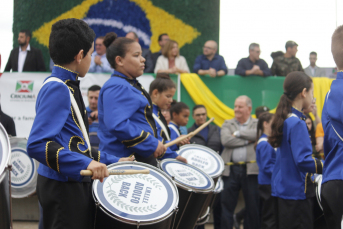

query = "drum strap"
[[168, 124, 180, 137], [41, 77, 93, 159], [153, 113, 171, 141], [257, 137, 268, 145]]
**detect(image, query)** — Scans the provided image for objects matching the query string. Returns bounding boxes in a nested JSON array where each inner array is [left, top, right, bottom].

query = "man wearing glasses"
[[235, 43, 271, 77], [88, 36, 113, 73], [193, 40, 228, 77]]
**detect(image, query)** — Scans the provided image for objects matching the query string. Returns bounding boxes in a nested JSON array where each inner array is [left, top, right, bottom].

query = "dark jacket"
[[5, 46, 46, 72], [188, 123, 222, 153], [0, 106, 16, 136]]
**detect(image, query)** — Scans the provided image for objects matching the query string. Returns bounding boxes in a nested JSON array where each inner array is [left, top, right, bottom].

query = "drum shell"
[[0, 168, 11, 229], [174, 187, 212, 229], [196, 207, 210, 226]]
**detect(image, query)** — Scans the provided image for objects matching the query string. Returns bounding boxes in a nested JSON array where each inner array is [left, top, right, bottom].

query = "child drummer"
[[27, 19, 133, 229]]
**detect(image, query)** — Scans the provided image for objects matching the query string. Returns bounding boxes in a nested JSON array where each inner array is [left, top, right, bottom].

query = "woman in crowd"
[[305, 114, 319, 159], [268, 71, 323, 229], [154, 40, 190, 74]]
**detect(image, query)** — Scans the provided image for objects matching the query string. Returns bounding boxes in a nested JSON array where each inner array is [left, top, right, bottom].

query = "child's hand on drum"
[[87, 160, 109, 182], [154, 141, 166, 158], [119, 156, 135, 162], [176, 155, 187, 163]]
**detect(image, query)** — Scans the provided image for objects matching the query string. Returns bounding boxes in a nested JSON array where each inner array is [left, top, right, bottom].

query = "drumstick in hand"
[[80, 169, 150, 176], [164, 117, 214, 148]]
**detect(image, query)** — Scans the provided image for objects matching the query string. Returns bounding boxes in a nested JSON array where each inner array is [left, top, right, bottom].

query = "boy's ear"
[[75, 50, 84, 64], [151, 89, 159, 98], [115, 56, 124, 67]]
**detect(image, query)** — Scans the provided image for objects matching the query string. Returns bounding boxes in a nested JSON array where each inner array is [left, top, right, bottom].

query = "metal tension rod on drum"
[[80, 169, 150, 176], [164, 118, 215, 148]]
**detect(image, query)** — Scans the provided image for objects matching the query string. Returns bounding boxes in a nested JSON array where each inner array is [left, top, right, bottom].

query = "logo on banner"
[[16, 81, 34, 93]]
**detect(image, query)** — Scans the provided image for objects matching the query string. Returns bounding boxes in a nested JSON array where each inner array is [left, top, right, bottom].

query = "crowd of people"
[[0, 17, 340, 229], [3, 28, 328, 78]]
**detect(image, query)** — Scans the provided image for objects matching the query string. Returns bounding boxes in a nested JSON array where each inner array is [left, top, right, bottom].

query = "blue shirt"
[[98, 71, 159, 159], [256, 134, 276, 185], [86, 106, 99, 133], [88, 52, 112, 73], [194, 124, 209, 142], [193, 54, 228, 74], [322, 71, 343, 184], [27, 66, 119, 182], [271, 108, 323, 200], [235, 57, 271, 76]]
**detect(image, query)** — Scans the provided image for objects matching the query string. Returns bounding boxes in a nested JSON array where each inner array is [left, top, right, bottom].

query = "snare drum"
[[0, 123, 12, 229], [159, 159, 215, 229], [10, 137, 39, 198], [93, 161, 179, 229], [210, 176, 224, 209], [196, 207, 210, 226]]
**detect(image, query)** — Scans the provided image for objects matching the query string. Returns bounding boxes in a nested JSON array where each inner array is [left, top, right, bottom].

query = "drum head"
[[0, 123, 11, 180], [178, 144, 224, 179], [93, 161, 178, 225], [214, 177, 223, 194], [10, 138, 39, 198], [159, 159, 214, 192]]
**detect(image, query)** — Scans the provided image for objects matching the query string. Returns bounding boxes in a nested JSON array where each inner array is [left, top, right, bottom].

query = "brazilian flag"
[[13, 0, 220, 71]]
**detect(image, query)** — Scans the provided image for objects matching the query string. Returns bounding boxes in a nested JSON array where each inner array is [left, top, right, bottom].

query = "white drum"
[[93, 161, 179, 229], [178, 144, 224, 184], [10, 137, 39, 198]]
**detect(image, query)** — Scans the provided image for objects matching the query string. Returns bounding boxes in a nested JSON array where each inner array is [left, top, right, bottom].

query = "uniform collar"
[[337, 71, 343, 79], [291, 107, 306, 120], [51, 65, 79, 81], [260, 133, 267, 138], [169, 121, 179, 128], [152, 103, 159, 114]]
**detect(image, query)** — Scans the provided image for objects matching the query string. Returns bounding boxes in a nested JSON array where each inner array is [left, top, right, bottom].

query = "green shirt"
[[271, 56, 303, 76]]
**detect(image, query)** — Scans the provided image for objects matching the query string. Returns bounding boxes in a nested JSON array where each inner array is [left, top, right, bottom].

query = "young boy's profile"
[[27, 18, 132, 229]]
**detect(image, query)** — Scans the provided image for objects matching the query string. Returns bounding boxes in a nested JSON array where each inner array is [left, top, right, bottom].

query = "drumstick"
[[80, 169, 150, 176], [164, 117, 215, 148]]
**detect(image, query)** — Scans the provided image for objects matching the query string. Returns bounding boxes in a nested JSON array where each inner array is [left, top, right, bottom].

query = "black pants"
[[275, 197, 313, 229], [321, 180, 343, 229], [221, 165, 260, 229], [259, 185, 276, 229], [37, 175, 95, 229]]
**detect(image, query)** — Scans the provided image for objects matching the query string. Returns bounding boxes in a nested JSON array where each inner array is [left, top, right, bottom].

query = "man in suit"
[[220, 95, 259, 229], [151, 33, 170, 71], [5, 29, 46, 72], [304, 52, 326, 77], [125, 31, 154, 73]]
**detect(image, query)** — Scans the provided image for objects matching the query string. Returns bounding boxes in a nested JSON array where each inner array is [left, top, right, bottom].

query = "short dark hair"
[[192, 105, 206, 114], [158, 33, 168, 42], [49, 19, 95, 65], [310, 51, 317, 56], [103, 32, 135, 69], [170, 102, 189, 118], [149, 73, 176, 95], [88, 85, 101, 92], [20, 29, 31, 39]]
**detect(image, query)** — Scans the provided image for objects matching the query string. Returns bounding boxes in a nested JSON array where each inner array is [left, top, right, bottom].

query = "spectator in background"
[[5, 29, 46, 72], [304, 52, 326, 77], [271, 41, 303, 76], [0, 105, 16, 136], [151, 33, 170, 70], [154, 40, 190, 74], [315, 122, 324, 158], [193, 40, 228, 77], [235, 43, 271, 77], [255, 106, 270, 119], [126, 31, 154, 73], [305, 114, 318, 157], [88, 36, 112, 73], [86, 85, 101, 149], [220, 96, 259, 229], [270, 51, 284, 60]]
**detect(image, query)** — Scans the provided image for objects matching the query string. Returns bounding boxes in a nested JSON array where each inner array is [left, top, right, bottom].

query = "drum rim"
[[315, 174, 323, 210], [92, 161, 179, 224], [158, 159, 215, 193], [178, 144, 225, 178], [214, 176, 224, 193], [0, 123, 11, 182]]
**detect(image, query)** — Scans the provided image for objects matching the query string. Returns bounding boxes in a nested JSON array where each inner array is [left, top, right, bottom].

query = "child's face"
[[78, 42, 94, 77], [173, 109, 190, 126], [155, 88, 176, 110], [121, 42, 145, 78], [305, 118, 312, 131], [303, 83, 314, 110]]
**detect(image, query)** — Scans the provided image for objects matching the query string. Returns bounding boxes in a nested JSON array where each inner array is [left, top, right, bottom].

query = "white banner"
[[0, 73, 156, 138]]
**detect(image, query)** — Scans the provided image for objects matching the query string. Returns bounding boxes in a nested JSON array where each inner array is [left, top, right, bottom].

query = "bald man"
[[193, 40, 228, 77], [126, 31, 154, 73]]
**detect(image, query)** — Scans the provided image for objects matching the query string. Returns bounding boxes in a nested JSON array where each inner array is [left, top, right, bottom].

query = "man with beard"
[[193, 40, 228, 77], [5, 29, 46, 72]]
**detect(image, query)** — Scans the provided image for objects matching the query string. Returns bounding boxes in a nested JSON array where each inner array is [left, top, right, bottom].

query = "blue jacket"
[[168, 121, 180, 151], [152, 104, 178, 158], [256, 134, 276, 185], [193, 54, 228, 74], [271, 107, 323, 200], [322, 72, 343, 184], [27, 66, 119, 182]]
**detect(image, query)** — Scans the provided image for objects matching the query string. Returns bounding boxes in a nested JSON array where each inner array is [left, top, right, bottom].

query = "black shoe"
[[233, 214, 240, 229]]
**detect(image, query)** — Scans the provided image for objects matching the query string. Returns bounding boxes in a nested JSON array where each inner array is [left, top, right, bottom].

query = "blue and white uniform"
[[168, 121, 181, 151], [27, 66, 119, 182], [271, 107, 323, 200], [256, 134, 276, 185]]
